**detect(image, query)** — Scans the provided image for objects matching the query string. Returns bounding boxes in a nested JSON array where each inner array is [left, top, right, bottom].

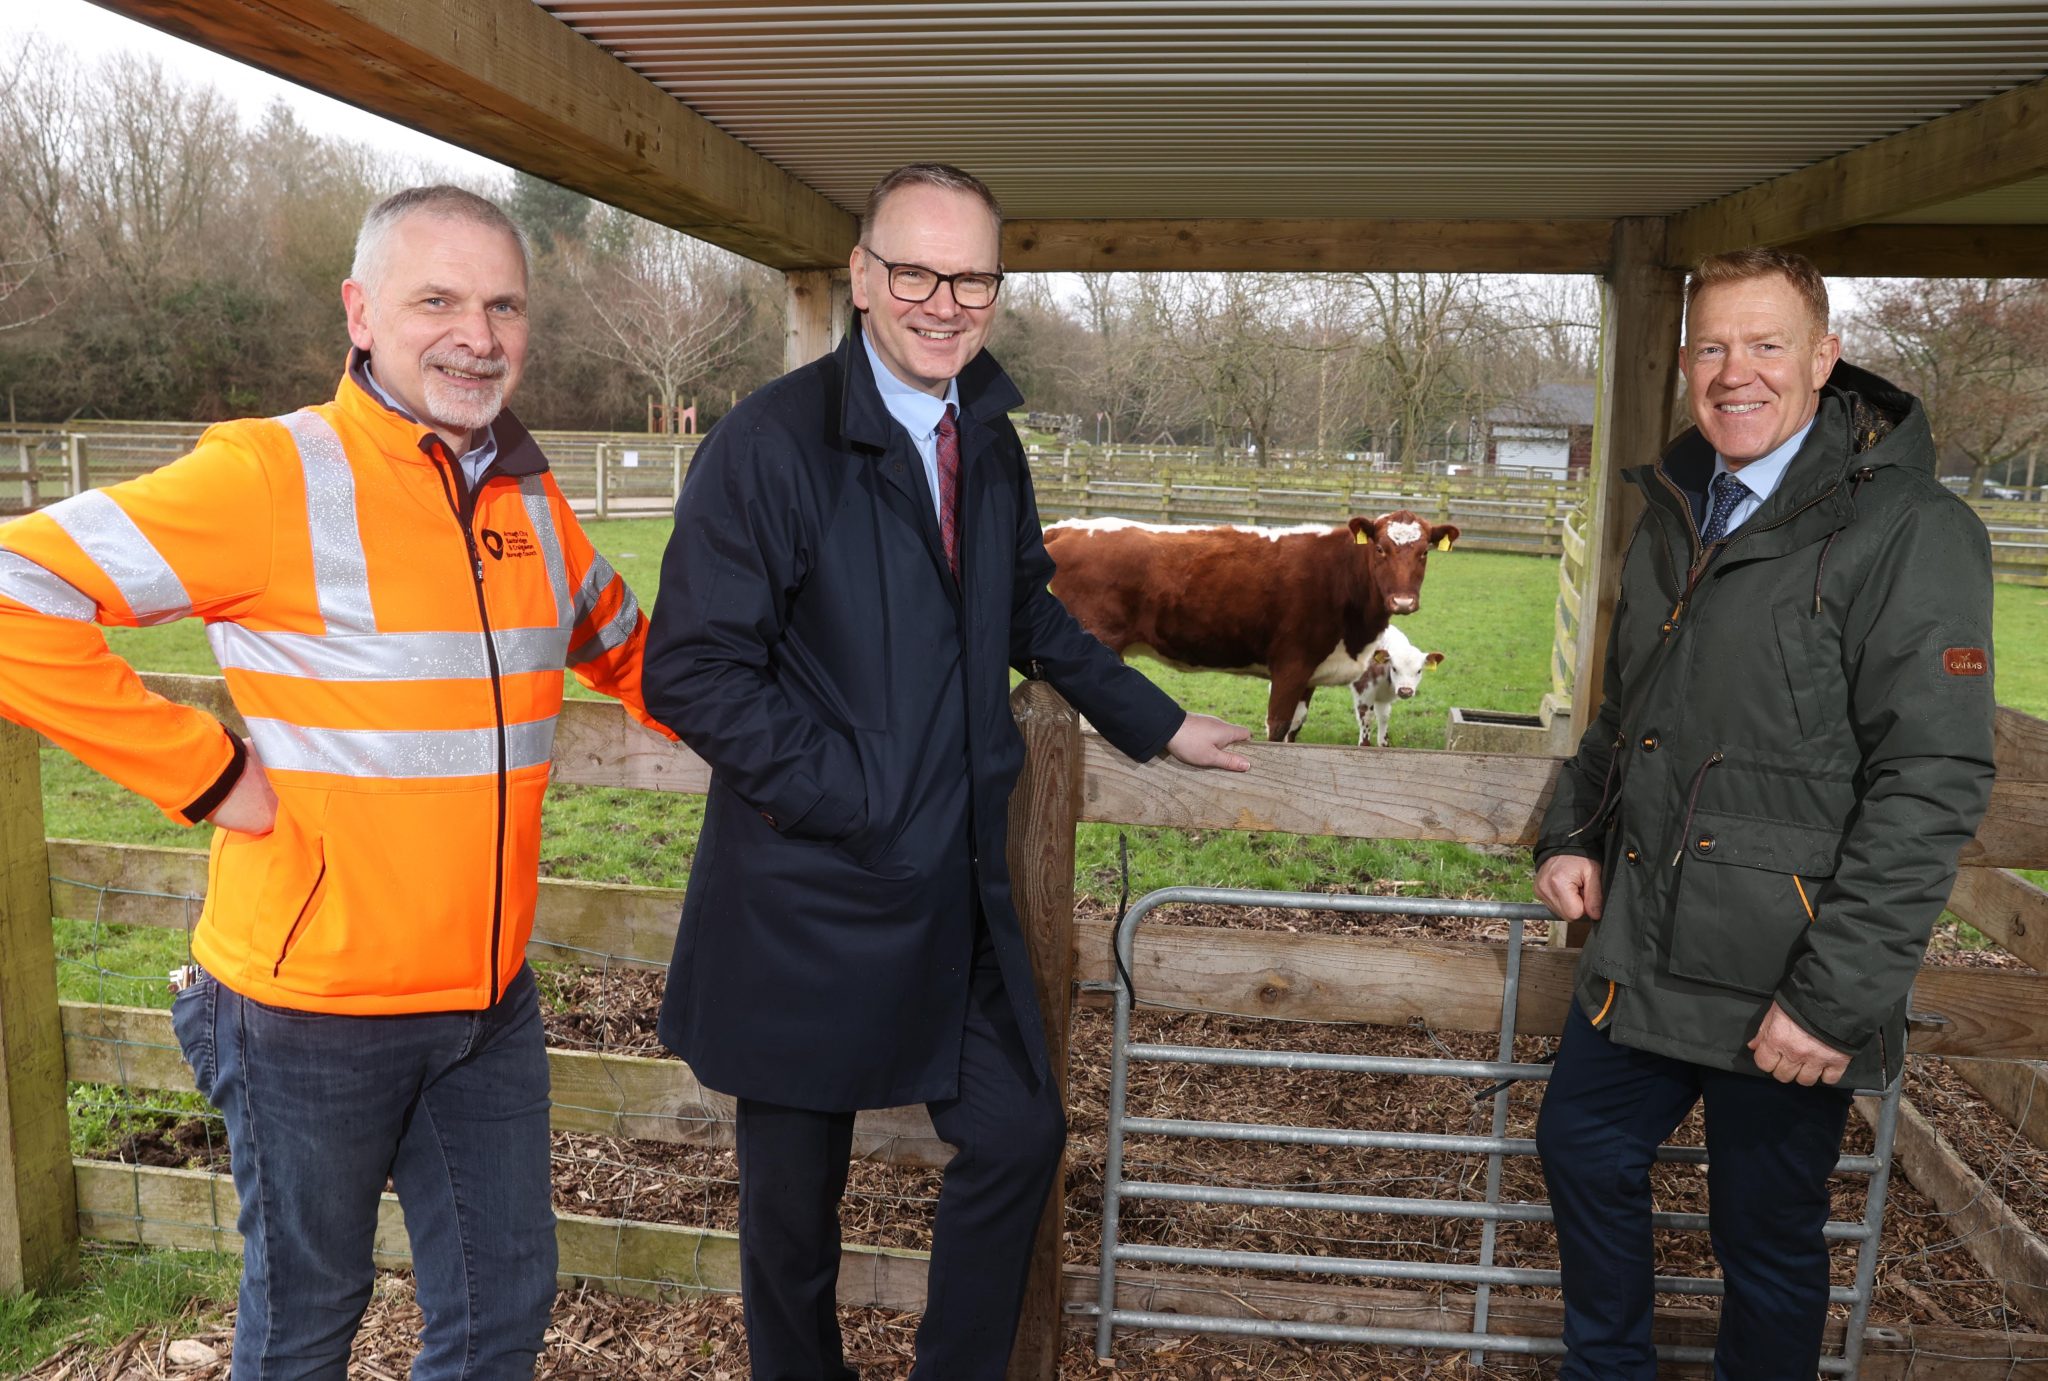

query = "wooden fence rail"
[[9, 664, 2048, 1373], [8, 425, 2047, 581]]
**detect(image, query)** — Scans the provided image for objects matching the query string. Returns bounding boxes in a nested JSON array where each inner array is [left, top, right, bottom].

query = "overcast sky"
[[4, 0, 507, 183]]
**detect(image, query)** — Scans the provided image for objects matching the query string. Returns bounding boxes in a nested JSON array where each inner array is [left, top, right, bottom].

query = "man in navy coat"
[[644, 163, 1250, 1379]]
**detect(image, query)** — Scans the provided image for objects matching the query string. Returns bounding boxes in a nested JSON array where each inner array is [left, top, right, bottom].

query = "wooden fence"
[[6, 672, 2048, 1374], [7, 424, 2046, 578]]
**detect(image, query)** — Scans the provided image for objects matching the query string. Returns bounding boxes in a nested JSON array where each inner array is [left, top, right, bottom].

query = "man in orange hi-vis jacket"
[[0, 185, 670, 1379]]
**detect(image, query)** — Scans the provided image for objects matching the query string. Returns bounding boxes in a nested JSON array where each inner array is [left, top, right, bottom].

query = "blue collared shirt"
[[861, 330, 960, 522], [1712, 415, 1814, 536], [362, 361, 498, 491]]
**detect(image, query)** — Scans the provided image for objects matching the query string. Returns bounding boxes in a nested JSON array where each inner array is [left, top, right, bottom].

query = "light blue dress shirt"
[[862, 331, 961, 522], [1711, 415, 1814, 536], [362, 361, 498, 491]]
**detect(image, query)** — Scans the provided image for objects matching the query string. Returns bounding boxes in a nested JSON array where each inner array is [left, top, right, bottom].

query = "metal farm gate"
[[1087, 887, 1905, 1372]]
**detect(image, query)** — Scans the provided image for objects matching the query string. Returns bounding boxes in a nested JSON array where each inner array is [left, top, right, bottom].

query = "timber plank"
[[1788, 224, 2048, 279], [1070, 918, 2048, 1060], [130, 675, 2048, 867], [90, 0, 853, 267], [50, 841, 2048, 1058], [1068, 1268, 2048, 1374], [1997, 705, 2048, 783], [1946, 1058, 2048, 1156], [1948, 867, 2048, 973], [1668, 77, 2048, 262], [0, 721, 75, 1291], [70, 1158, 2048, 1371], [59, 1003, 952, 1168], [1003, 217, 1613, 274], [46, 839, 682, 970], [1860, 1093, 2048, 1330], [73, 1159, 928, 1307]]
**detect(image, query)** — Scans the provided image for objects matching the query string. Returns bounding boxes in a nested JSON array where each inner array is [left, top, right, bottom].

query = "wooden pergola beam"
[[1003, 218, 1614, 274], [1786, 224, 2048, 279], [1667, 76, 2048, 266], [87, 0, 856, 269]]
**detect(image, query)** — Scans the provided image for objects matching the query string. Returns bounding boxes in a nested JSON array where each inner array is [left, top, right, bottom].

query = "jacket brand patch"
[[481, 529, 538, 561], [1943, 646, 1988, 677]]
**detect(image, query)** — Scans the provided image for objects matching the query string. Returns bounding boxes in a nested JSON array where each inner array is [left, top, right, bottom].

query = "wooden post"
[[65, 435, 87, 498], [672, 445, 686, 504], [785, 268, 850, 374], [0, 720, 76, 1293], [1554, 217, 1684, 950], [1003, 680, 1082, 1381], [593, 444, 610, 521], [1576, 217, 1683, 719]]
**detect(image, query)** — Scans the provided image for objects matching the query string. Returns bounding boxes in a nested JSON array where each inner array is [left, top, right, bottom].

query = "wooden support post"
[[0, 720, 76, 1292], [1576, 216, 1684, 720], [785, 268, 850, 374], [592, 444, 609, 521], [1002, 680, 1081, 1381], [64, 435, 86, 498], [1555, 217, 1684, 950]]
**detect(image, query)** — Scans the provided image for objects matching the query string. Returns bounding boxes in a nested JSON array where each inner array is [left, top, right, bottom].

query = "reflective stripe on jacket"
[[0, 356, 667, 1013]]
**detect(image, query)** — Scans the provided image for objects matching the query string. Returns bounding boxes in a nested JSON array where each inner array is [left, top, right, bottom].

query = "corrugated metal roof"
[[533, 2, 2048, 221]]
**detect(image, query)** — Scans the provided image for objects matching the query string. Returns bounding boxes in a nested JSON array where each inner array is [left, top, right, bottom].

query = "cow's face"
[[1372, 643, 1446, 699], [1348, 511, 1459, 614]]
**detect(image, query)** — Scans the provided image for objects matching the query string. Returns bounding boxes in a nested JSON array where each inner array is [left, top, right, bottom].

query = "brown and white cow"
[[1043, 511, 1458, 741]]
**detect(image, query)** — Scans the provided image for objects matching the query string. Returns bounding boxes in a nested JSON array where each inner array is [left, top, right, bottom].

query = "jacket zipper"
[[1653, 466, 1844, 634], [433, 453, 509, 1007]]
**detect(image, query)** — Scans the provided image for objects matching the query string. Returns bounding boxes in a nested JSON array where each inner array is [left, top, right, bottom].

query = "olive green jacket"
[[1537, 362, 1997, 1089]]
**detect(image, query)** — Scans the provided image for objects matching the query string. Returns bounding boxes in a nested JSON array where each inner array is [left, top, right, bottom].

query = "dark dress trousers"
[[644, 325, 1183, 1376]]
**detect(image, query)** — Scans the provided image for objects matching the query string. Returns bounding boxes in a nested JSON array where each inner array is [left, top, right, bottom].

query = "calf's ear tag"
[[1437, 535, 1453, 552], [1355, 529, 1370, 545]]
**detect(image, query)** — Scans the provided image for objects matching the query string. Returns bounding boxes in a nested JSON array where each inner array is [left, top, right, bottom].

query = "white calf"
[[1350, 624, 1444, 747]]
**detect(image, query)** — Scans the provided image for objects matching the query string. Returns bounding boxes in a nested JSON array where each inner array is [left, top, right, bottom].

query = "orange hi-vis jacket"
[[0, 354, 670, 1014]]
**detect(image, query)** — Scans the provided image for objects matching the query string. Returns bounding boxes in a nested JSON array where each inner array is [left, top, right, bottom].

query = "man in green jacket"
[[1531, 248, 1996, 1378]]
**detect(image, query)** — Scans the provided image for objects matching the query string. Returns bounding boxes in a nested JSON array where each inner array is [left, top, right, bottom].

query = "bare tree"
[[72, 55, 241, 304], [569, 209, 756, 431], [0, 38, 81, 331], [1854, 277, 2048, 497]]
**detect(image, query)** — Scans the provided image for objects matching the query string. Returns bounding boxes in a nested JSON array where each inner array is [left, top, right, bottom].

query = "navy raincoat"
[[645, 325, 1183, 1111]]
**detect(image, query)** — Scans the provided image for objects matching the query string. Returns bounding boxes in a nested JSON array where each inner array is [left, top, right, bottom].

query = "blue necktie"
[[1700, 471, 1749, 544]]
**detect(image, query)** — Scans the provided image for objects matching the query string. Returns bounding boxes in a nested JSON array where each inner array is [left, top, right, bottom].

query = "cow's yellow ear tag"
[[1355, 529, 1369, 545], [1437, 535, 1453, 552]]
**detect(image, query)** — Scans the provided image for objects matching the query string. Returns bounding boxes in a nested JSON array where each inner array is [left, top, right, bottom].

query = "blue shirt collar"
[[362, 358, 497, 469], [861, 329, 961, 439], [1714, 415, 1814, 504]]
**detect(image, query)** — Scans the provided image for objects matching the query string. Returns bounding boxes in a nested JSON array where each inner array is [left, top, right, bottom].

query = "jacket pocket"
[[1668, 810, 1841, 997], [1772, 601, 1828, 738]]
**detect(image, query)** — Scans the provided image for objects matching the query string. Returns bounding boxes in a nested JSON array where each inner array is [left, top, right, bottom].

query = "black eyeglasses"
[[860, 248, 1003, 309]]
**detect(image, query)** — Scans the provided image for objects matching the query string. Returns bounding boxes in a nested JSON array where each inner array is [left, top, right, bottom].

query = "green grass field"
[[41, 519, 2046, 1006]]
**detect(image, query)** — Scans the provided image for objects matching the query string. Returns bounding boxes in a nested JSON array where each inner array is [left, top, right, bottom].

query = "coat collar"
[[835, 317, 1023, 452], [339, 348, 548, 477]]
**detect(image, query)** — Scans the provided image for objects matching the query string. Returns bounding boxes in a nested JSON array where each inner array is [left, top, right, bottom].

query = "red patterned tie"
[[936, 403, 961, 578]]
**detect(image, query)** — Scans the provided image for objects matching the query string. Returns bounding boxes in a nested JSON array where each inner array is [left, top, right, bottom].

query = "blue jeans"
[[1535, 1001, 1853, 1380], [171, 965, 557, 1381]]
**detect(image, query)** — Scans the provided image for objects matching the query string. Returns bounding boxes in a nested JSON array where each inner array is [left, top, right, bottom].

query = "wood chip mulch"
[[58, 898, 2048, 1376]]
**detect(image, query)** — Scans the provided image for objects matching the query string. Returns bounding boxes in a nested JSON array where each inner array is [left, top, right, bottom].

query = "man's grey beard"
[[420, 352, 508, 435]]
